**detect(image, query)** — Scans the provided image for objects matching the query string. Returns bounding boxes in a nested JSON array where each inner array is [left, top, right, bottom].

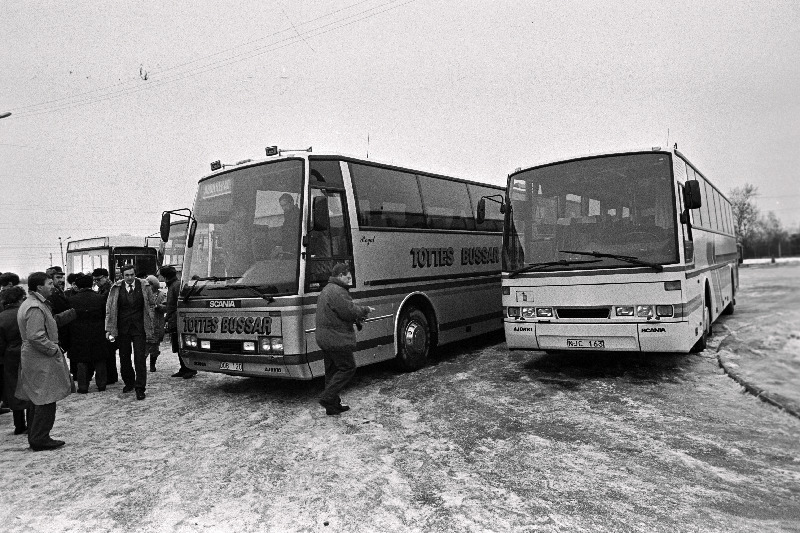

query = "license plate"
[[567, 339, 605, 349], [219, 362, 243, 371]]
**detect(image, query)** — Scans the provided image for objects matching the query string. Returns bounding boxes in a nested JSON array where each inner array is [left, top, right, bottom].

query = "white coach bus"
[[490, 146, 738, 354], [162, 147, 504, 379]]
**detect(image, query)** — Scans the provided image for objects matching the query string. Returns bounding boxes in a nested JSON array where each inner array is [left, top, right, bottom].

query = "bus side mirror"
[[312, 196, 330, 231], [476, 198, 486, 224], [684, 180, 702, 210], [160, 212, 171, 242], [187, 219, 197, 248]]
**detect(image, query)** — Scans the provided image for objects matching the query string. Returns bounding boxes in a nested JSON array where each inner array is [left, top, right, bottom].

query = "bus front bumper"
[[180, 350, 315, 380], [504, 320, 695, 353]]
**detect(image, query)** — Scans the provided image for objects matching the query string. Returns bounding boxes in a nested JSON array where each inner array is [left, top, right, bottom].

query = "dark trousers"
[[13, 408, 31, 431], [320, 349, 356, 405], [171, 332, 191, 373], [105, 339, 119, 384], [147, 341, 160, 366], [28, 402, 57, 446], [118, 333, 147, 391], [77, 362, 107, 391]]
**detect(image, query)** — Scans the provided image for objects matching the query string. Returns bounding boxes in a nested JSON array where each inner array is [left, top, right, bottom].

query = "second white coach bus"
[[164, 147, 504, 379], [493, 146, 738, 354]]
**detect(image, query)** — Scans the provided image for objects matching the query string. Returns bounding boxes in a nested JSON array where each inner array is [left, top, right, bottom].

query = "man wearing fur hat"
[[105, 264, 156, 400], [145, 275, 166, 373], [315, 262, 373, 416]]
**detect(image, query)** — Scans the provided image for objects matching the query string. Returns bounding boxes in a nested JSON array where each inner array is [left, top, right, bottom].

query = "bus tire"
[[396, 307, 430, 371], [691, 297, 712, 353], [722, 273, 736, 315]]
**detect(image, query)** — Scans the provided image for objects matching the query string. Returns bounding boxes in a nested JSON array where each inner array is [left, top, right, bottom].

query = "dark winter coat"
[[315, 277, 369, 352], [0, 303, 22, 366], [48, 286, 72, 351], [0, 302, 30, 411], [67, 288, 107, 363], [164, 278, 180, 333]]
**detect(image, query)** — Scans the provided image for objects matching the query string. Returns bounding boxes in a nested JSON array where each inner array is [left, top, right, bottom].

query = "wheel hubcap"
[[404, 322, 426, 356]]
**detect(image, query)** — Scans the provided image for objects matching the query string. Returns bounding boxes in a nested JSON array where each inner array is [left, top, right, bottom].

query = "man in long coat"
[[67, 274, 108, 393], [105, 264, 155, 400], [16, 272, 76, 451]]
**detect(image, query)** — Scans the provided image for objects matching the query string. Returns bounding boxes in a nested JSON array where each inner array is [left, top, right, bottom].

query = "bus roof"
[[509, 147, 675, 177], [198, 149, 503, 190], [67, 234, 150, 252]]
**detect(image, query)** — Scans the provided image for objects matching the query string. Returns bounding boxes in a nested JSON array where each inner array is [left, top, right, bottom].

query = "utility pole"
[[58, 236, 71, 270]]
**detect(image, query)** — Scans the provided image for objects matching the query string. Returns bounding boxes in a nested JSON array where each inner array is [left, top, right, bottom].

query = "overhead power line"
[[8, 0, 416, 120]]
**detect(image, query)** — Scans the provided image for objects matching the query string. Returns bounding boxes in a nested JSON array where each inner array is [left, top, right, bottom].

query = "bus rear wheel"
[[396, 307, 430, 371]]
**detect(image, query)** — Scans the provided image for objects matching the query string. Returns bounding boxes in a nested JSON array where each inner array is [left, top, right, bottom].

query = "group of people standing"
[[0, 263, 192, 451]]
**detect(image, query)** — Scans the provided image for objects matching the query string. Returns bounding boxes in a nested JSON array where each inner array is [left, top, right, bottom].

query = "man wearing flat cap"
[[315, 262, 373, 416]]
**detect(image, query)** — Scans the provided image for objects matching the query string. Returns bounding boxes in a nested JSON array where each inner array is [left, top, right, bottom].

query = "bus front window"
[[183, 160, 304, 297], [506, 153, 679, 271]]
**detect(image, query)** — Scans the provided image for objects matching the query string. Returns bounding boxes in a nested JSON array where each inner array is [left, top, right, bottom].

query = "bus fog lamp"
[[243, 341, 256, 352], [616, 306, 634, 316], [199, 340, 211, 350], [521, 307, 536, 318], [656, 305, 674, 317], [507, 307, 520, 318], [637, 305, 653, 318], [536, 307, 553, 318]]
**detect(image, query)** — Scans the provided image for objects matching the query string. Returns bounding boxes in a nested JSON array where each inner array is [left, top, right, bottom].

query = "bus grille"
[[556, 307, 610, 319], [209, 340, 247, 354]]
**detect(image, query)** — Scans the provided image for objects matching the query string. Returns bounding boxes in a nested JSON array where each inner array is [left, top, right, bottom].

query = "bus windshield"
[[505, 152, 679, 272], [183, 159, 304, 298]]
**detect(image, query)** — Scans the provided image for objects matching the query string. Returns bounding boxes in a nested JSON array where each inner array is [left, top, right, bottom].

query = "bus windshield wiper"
[[509, 259, 602, 278], [208, 284, 275, 303], [559, 250, 664, 272], [182, 276, 242, 301]]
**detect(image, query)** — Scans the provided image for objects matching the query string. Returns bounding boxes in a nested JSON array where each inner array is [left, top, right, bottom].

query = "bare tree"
[[729, 184, 759, 242]]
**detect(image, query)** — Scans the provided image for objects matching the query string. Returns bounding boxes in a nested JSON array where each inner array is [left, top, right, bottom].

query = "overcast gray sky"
[[2, 0, 799, 275]]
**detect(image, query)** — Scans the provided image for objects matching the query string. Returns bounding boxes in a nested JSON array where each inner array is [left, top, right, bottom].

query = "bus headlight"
[[243, 341, 256, 352], [615, 306, 634, 316], [656, 305, 674, 318], [259, 337, 284, 354], [183, 334, 198, 348], [199, 340, 211, 350], [636, 305, 654, 318], [536, 307, 553, 317], [521, 307, 536, 318], [507, 307, 520, 318]]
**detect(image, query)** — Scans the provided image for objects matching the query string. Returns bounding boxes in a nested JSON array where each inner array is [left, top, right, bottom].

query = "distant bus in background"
[[146, 219, 189, 274], [66, 235, 159, 281]]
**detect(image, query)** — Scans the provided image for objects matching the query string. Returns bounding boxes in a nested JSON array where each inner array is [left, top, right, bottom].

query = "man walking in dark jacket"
[[315, 263, 372, 415], [93, 268, 119, 385], [68, 274, 108, 393]]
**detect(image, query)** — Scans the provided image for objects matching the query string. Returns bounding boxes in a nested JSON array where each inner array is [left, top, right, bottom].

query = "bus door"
[[304, 160, 386, 371]]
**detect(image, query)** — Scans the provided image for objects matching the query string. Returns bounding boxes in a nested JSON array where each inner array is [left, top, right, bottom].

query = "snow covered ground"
[[1, 266, 799, 532]]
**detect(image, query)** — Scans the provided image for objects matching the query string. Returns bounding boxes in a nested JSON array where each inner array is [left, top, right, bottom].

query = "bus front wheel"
[[691, 299, 712, 353], [396, 307, 430, 371]]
